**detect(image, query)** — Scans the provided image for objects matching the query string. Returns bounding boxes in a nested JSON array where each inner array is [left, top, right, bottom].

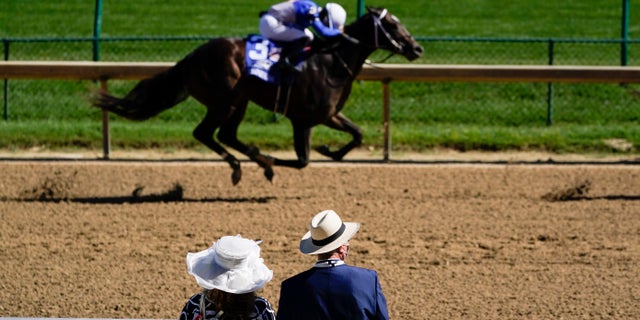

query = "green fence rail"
[[2, 35, 640, 132], [3, 35, 640, 64]]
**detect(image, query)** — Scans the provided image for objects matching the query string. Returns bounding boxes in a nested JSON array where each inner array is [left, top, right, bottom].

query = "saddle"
[[245, 34, 307, 114]]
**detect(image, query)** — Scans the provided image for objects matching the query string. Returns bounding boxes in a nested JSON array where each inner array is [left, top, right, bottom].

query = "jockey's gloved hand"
[[311, 19, 342, 38]]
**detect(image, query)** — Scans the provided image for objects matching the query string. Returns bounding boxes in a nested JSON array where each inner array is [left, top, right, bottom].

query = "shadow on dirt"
[[12, 180, 276, 204], [20, 195, 277, 204], [573, 195, 640, 201], [542, 179, 640, 202]]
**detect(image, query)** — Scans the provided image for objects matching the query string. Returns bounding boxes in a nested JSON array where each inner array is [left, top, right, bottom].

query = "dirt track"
[[1, 154, 639, 319]]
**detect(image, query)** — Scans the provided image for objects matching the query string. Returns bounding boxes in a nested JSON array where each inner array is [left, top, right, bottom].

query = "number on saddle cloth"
[[245, 34, 301, 84]]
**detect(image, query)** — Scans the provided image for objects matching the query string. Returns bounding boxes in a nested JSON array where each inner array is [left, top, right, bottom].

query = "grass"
[[1, 0, 639, 155]]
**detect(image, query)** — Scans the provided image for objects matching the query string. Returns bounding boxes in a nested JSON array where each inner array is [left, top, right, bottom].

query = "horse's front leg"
[[271, 124, 312, 169], [192, 111, 243, 185], [245, 146, 276, 182], [220, 124, 313, 183], [315, 112, 363, 161], [216, 101, 277, 183]]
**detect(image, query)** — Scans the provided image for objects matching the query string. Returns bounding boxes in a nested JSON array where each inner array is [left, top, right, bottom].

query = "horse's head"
[[354, 7, 424, 61]]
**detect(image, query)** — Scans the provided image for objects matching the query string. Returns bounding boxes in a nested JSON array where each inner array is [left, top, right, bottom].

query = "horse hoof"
[[315, 145, 343, 161], [315, 145, 331, 157], [232, 169, 242, 185], [264, 168, 274, 183]]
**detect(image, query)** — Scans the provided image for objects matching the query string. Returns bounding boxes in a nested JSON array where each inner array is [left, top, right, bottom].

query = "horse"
[[93, 7, 423, 185]]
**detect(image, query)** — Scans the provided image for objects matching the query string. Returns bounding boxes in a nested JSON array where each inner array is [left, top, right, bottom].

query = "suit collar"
[[314, 259, 345, 268]]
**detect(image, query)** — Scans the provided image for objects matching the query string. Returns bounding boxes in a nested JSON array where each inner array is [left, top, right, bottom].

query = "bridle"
[[326, 8, 407, 85], [371, 9, 404, 55]]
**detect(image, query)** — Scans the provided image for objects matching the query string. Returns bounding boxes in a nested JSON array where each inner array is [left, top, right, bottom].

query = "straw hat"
[[299, 210, 360, 255], [186, 235, 273, 294]]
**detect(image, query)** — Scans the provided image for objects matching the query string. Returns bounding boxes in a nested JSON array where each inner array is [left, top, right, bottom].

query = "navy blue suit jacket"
[[277, 264, 389, 320]]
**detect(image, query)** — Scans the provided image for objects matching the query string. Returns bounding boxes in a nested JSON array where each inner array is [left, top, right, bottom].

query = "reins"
[[275, 8, 404, 107], [326, 50, 355, 88]]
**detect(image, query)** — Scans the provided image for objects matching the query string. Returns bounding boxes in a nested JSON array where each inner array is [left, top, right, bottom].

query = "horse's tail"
[[92, 59, 190, 121]]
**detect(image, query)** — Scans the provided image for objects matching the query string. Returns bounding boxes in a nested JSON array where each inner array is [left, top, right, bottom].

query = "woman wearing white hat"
[[277, 210, 389, 320], [179, 235, 275, 320]]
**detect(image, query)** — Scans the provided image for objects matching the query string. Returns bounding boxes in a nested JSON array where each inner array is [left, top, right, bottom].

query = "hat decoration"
[[186, 235, 273, 294]]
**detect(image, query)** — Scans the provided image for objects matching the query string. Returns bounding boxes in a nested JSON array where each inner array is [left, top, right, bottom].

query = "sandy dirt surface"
[[0, 151, 639, 319]]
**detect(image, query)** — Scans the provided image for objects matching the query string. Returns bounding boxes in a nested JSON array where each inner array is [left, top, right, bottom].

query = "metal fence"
[[3, 35, 640, 65], [2, 36, 640, 128]]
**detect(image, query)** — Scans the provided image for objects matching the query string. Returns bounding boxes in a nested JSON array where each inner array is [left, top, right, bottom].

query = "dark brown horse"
[[93, 7, 423, 185]]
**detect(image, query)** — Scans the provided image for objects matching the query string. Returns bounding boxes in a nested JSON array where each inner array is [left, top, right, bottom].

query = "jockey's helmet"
[[321, 3, 347, 31]]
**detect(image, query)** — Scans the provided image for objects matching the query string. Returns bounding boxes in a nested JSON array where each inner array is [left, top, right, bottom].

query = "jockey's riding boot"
[[274, 38, 310, 73]]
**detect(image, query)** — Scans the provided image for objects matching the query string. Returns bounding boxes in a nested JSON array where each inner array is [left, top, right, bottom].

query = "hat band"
[[312, 223, 346, 246]]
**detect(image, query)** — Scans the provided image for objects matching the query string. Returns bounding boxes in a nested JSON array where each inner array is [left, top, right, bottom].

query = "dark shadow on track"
[[546, 195, 640, 202], [6, 182, 277, 204], [5, 195, 277, 204]]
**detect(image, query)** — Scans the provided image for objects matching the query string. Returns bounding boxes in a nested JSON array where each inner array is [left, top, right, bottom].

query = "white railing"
[[3, 61, 640, 160]]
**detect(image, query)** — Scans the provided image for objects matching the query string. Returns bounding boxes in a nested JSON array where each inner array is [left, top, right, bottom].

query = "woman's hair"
[[205, 289, 257, 320]]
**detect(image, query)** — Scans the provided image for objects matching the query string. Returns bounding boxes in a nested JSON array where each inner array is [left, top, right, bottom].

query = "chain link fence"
[[2, 36, 640, 129]]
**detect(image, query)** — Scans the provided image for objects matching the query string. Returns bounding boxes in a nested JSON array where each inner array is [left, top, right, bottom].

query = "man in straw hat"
[[180, 235, 276, 320], [277, 210, 389, 320]]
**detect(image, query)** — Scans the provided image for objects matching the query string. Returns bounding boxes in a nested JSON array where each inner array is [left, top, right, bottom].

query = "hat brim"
[[299, 222, 360, 255], [186, 245, 273, 294]]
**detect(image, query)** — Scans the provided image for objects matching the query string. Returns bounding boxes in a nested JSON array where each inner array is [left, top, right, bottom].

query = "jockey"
[[259, 1, 347, 72]]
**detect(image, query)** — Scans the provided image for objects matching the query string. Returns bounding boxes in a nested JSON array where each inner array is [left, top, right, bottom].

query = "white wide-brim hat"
[[186, 235, 273, 294], [299, 210, 360, 255]]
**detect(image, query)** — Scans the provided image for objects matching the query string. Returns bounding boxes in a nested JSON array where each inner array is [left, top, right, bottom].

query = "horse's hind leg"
[[315, 112, 363, 161], [193, 110, 244, 185]]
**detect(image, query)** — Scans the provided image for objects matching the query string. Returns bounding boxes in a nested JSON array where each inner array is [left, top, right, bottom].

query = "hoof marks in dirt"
[[12, 178, 275, 204], [20, 170, 77, 202], [542, 179, 591, 202]]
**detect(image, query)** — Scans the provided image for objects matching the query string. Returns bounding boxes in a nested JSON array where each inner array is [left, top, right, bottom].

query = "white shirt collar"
[[314, 259, 345, 268]]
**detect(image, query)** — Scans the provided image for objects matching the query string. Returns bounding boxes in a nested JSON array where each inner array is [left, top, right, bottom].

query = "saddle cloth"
[[245, 34, 301, 84]]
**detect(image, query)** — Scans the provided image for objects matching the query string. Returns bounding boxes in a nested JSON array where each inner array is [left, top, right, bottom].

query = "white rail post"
[[382, 78, 391, 162], [100, 79, 110, 159]]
